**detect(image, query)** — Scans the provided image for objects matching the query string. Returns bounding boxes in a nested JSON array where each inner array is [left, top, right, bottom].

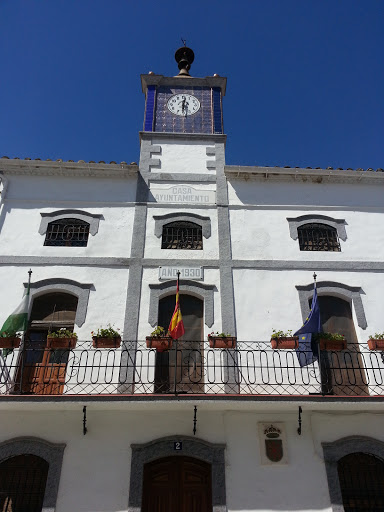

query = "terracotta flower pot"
[[367, 339, 384, 351], [319, 338, 347, 351], [146, 337, 173, 351], [0, 337, 21, 349], [270, 337, 299, 350], [47, 337, 77, 349], [92, 336, 121, 348], [208, 336, 237, 349]]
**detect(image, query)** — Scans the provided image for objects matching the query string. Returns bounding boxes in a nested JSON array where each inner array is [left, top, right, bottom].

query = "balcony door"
[[142, 456, 212, 512], [318, 296, 368, 396], [18, 292, 78, 395], [155, 294, 204, 393]]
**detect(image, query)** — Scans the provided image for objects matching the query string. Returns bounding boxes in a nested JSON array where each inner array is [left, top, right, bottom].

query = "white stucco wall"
[[229, 207, 384, 261], [144, 206, 219, 260], [151, 137, 216, 174], [232, 268, 383, 342], [227, 177, 384, 209], [0, 265, 128, 340], [0, 405, 382, 512], [0, 174, 137, 258], [137, 267, 221, 340]]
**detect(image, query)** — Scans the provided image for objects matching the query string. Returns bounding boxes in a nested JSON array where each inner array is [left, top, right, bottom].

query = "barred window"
[[0, 454, 49, 511], [44, 218, 90, 247], [297, 223, 341, 252], [162, 222, 203, 250], [338, 453, 384, 511]]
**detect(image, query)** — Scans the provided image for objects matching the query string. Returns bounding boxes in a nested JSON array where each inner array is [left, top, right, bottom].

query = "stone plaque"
[[151, 185, 216, 204], [159, 266, 204, 281]]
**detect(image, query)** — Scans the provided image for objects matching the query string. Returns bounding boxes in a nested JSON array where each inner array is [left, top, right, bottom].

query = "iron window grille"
[[297, 223, 341, 252], [0, 454, 49, 512], [44, 218, 90, 247], [162, 222, 203, 250], [337, 452, 384, 511]]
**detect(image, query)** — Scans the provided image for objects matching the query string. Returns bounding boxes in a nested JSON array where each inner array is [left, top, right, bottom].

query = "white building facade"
[[0, 47, 383, 512]]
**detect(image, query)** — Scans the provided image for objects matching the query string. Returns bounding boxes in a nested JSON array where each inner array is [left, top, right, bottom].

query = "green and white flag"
[[0, 285, 30, 335]]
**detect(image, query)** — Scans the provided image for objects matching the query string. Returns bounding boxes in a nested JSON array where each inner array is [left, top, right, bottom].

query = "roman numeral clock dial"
[[167, 94, 200, 116]]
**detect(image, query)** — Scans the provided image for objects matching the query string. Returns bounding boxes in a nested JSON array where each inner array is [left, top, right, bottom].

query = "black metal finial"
[[175, 45, 194, 76], [313, 272, 317, 282]]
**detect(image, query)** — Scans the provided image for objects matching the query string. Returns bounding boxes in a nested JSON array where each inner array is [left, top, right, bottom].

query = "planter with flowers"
[[367, 332, 384, 351], [92, 325, 121, 348], [47, 329, 78, 349], [270, 330, 299, 350], [146, 326, 172, 351], [314, 332, 347, 351], [208, 332, 237, 349], [0, 331, 21, 349]]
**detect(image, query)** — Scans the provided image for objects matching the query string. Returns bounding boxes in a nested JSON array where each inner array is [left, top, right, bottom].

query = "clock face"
[[167, 94, 200, 116]]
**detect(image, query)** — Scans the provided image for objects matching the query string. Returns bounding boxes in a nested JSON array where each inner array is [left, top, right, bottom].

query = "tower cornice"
[[140, 74, 227, 96]]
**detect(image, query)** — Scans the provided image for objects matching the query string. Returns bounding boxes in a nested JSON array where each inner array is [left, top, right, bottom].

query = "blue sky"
[[0, 0, 383, 169]]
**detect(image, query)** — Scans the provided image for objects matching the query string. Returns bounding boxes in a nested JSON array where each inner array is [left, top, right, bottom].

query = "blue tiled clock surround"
[[144, 86, 222, 134], [144, 85, 156, 131]]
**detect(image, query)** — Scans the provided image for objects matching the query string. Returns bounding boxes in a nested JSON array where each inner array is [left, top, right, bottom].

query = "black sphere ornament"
[[175, 46, 195, 76]]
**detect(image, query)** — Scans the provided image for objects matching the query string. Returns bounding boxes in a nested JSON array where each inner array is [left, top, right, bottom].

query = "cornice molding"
[[140, 73, 227, 95], [225, 165, 384, 185], [140, 131, 226, 144], [0, 160, 138, 178]]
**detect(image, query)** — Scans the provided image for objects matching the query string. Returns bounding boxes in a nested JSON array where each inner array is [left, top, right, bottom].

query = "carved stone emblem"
[[265, 439, 283, 462]]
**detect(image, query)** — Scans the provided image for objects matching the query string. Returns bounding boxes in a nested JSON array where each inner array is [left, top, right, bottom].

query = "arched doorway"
[[18, 292, 78, 395], [338, 452, 384, 510], [155, 294, 204, 393], [0, 454, 49, 511], [142, 456, 212, 512], [317, 296, 368, 395]]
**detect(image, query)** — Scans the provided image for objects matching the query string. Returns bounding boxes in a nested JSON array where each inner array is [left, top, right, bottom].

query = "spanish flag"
[[168, 275, 185, 339]]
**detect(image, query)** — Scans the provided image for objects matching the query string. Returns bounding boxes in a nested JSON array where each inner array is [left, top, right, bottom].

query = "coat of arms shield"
[[265, 439, 283, 462]]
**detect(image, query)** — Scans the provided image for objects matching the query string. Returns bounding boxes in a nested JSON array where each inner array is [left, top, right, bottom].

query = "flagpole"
[[173, 271, 180, 395], [313, 272, 324, 395], [20, 268, 32, 394]]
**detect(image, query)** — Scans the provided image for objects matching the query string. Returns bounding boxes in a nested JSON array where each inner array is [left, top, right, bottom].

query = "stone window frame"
[[322, 435, 384, 512], [24, 278, 93, 327], [0, 436, 66, 512], [296, 280, 367, 329], [153, 212, 211, 239], [39, 209, 103, 237], [287, 215, 347, 242], [149, 280, 215, 328], [128, 436, 226, 512]]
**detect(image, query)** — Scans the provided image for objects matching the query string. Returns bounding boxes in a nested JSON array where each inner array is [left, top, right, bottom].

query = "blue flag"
[[295, 286, 322, 367]]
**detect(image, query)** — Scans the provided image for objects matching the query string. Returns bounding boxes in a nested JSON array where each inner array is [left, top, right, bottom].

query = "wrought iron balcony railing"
[[0, 341, 383, 397]]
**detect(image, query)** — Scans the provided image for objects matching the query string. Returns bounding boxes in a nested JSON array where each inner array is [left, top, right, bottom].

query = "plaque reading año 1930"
[[159, 266, 204, 281]]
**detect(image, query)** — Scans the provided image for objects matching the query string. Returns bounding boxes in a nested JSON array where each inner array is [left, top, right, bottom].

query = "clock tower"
[[133, 45, 235, 348], [141, 46, 226, 134]]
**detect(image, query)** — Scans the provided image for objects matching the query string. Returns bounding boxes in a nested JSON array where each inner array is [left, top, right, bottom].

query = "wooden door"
[[142, 456, 212, 512], [318, 296, 368, 396], [155, 295, 204, 393], [18, 331, 67, 395]]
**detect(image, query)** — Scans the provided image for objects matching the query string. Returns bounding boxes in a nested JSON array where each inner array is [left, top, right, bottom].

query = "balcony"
[[0, 341, 383, 398]]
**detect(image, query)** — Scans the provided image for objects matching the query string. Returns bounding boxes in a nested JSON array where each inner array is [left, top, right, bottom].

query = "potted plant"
[[146, 326, 172, 351], [92, 325, 121, 348], [208, 331, 237, 349], [367, 332, 384, 351], [270, 329, 299, 349], [314, 332, 347, 351], [0, 331, 21, 349], [47, 328, 78, 349]]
